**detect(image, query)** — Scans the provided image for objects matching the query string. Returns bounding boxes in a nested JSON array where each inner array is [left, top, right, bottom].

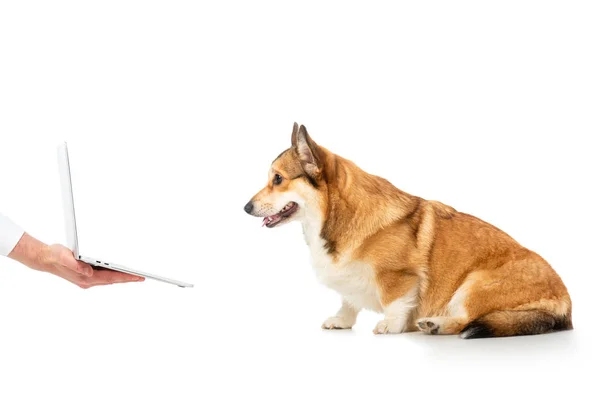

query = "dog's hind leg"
[[416, 274, 474, 335], [415, 316, 469, 335], [419, 264, 572, 338]]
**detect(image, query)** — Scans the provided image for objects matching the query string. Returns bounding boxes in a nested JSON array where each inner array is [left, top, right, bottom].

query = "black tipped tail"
[[459, 320, 494, 339], [459, 310, 573, 339]]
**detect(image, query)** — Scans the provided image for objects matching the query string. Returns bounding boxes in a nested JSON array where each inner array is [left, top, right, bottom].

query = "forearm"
[[8, 233, 50, 271]]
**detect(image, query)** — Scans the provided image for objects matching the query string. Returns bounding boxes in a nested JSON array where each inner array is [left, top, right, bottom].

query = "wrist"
[[8, 233, 52, 272]]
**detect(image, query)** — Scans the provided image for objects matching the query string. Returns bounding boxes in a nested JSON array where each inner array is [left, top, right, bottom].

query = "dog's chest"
[[303, 223, 382, 312]]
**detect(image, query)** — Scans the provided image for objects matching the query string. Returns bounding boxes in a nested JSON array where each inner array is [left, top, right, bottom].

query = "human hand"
[[9, 234, 144, 288], [39, 243, 144, 288]]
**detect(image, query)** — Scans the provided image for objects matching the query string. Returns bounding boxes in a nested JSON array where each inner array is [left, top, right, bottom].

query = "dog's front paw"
[[321, 316, 354, 330], [373, 318, 406, 334]]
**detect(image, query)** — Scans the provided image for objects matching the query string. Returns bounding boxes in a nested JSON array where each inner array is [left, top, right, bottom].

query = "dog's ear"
[[292, 124, 321, 177], [291, 122, 299, 146]]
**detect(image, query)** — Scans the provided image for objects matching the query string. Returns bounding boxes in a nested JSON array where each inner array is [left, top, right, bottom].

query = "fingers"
[[77, 269, 145, 289], [74, 261, 94, 277]]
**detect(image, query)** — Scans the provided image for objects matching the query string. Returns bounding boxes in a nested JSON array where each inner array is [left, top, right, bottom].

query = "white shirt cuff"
[[0, 213, 25, 256]]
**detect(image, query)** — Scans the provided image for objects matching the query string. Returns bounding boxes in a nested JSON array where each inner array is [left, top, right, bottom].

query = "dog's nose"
[[244, 201, 254, 214]]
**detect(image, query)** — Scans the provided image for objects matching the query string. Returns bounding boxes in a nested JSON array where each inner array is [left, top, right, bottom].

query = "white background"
[[1, 1, 599, 399]]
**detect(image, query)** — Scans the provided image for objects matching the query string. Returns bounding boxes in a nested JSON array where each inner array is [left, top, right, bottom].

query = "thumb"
[[55, 246, 93, 276]]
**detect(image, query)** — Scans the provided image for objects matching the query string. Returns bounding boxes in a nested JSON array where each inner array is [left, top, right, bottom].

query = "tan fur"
[[246, 124, 572, 338]]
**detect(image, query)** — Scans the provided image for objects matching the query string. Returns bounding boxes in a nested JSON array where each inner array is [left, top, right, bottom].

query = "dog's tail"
[[459, 309, 573, 339]]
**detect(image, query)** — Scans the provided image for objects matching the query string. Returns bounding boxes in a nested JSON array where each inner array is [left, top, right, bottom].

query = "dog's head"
[[244, 123, 326, 228]]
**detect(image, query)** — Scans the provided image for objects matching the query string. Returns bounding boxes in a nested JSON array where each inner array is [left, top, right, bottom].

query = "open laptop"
[[57, 142, 193, 288]]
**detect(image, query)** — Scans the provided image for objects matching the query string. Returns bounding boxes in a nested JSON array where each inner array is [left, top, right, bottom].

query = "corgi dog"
[[244, 123, 572, 338]]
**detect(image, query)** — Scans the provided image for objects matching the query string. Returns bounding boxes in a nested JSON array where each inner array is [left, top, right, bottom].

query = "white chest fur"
[[302, 218, 383, 313]]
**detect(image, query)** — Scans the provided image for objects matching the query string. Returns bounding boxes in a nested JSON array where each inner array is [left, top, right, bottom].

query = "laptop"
[[57, 142, 194, 288]]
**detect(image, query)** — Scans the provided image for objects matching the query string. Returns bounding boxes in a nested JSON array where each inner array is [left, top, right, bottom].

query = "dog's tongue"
[[262, 214, 282, 227]]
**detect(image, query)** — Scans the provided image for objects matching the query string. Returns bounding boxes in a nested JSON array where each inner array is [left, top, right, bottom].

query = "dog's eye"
[[273, 174, 283, 185]]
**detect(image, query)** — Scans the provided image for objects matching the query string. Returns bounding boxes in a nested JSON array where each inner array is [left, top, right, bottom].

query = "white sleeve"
[[0, 213, 25, 256]]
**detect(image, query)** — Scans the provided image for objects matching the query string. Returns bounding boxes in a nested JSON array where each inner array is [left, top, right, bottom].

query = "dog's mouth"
[[262, 202, 299, 228]]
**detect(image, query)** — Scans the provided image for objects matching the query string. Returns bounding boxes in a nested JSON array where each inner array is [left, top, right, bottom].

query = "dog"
[[244, 123, 572, 338]]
